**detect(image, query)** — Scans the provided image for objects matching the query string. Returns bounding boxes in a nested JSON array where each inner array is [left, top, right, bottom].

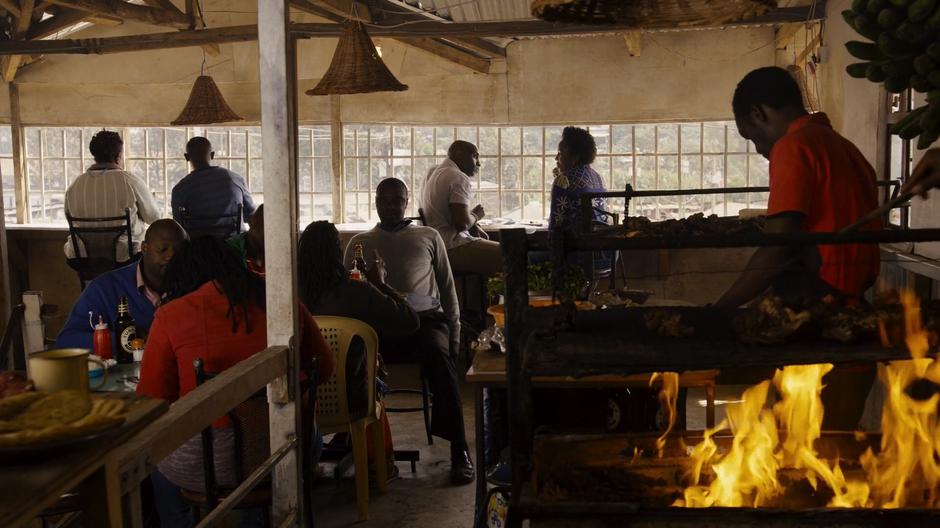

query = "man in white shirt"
[[64, 130, 161, 261], [420, 140, 502, 276]]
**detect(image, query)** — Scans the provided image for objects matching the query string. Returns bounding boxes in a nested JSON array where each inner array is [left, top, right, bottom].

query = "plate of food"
[[0, 390, 127, 460]]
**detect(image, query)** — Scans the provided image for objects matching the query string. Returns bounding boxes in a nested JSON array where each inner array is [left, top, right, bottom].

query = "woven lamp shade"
[[171, 75, 243, 126], [531, 0, 776, 28], [306, 20, 407, 96]]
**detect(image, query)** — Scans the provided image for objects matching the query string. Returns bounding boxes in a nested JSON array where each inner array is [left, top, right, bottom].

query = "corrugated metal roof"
[[395, 0, 535, 22]]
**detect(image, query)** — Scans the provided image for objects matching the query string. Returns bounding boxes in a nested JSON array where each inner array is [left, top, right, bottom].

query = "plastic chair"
[[65, 208, 134, 290], [178, 203, 243, 239], [314, 316, 388, 522]]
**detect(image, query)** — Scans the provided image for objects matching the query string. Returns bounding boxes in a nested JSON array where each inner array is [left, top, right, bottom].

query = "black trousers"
[[381, 312, 468, 448]]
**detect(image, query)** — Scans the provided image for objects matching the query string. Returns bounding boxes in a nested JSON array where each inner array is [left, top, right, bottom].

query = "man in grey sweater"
[[343, 178, 473, 484]]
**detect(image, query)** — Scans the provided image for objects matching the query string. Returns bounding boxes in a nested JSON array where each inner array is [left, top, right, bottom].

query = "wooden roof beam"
[[0, 0, 19, 17], [43, 0, 192, 29], [1, 0, 36, 82], [368, 0, 505, 58], [299, 0, 491, 73]]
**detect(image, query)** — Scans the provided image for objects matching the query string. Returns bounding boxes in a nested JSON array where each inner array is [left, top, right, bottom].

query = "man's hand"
[[902, 148, 940, 198], [363, 250, 387, 286], [469, 225, 490, 240], [472, 204, 485, 220]]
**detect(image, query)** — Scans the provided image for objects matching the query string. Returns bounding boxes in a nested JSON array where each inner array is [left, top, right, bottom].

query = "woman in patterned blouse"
[[548, 126, 608, 238]]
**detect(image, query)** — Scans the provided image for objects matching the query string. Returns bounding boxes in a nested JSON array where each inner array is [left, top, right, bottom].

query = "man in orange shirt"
[[715, 66, 881, 308], [715, 67, 881, 431]]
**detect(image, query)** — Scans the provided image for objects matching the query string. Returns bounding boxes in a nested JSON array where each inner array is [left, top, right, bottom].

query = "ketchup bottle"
[[93, 315, 113, 360]]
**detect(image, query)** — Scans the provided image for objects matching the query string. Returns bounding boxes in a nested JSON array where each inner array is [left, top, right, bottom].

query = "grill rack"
[[497, 204, 940, 526]]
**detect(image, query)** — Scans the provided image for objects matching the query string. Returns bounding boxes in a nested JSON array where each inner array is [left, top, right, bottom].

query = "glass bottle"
[[114, 296, 137, 364]]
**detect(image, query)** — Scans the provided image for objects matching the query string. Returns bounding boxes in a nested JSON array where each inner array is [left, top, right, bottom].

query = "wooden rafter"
[[369, 0, 506, 58], [295, 0, 492, 73], [1, 0, 36, 82], [141, 0, 183, 15], [0, 0, 20, 17], [0, 4, 829, 58], [43, 0, 191, 29], [28, 7, 92, 38]]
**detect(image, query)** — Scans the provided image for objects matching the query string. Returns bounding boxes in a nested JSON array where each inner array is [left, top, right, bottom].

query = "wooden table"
[[465, 350, 718, 525], [0, 392, 168, 528]]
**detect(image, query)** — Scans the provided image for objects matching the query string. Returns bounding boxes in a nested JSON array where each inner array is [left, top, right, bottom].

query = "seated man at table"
[[171, 136, 256, 237], [344, 177, 474, 484], [420, 140, 502, 277], [56, 219, 188, 350]]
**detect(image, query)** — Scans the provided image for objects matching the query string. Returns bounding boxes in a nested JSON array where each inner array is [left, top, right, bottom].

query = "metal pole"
[[257, 0, 303, 525]]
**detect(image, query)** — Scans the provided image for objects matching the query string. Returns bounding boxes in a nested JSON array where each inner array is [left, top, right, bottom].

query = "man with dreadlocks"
[[343, 178, 474, 485], [137, 236, 334, 528]]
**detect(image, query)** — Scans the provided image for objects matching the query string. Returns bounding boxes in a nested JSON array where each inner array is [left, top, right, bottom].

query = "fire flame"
[[650, 372, 679, 458], [676, 291, 940, 509]]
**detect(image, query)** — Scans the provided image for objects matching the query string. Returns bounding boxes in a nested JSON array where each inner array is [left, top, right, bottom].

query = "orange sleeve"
[[767, 137, 815, 217], [299, 303, 335, 384], [136, 308, 180, 402]]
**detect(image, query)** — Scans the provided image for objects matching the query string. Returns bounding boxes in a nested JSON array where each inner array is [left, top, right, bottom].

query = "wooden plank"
[[369, 0, 505, 58], [43, 0, 191, 29], [141, 0, 184, 15], [292, 0, 370, 23], [0, 24, 260, 54], [116, 346, 289, 493], [1, 0, 35, 82], [330, 94, 343, 223], [398, 37, 490, 73], [8, 84, 24, 225], [28, 8, 93, 39], [257, 0, 303, 524], [0, 0, 19, 17], [0, 394, 167, 528]]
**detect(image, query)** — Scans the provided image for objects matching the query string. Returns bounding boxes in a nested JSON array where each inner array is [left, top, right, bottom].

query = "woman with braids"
[[298, 221, 419, 480], [137, 236, 334, 528]]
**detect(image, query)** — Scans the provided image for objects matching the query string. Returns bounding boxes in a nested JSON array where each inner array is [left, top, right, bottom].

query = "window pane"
[[298, 158, 313, 193], [65, 129, 82, 158], [502, 192, 522, 220], [523, 127, 543, 155], [168, 160, 188, 188], [298, 129, 312, 158], [523, 158, 542, 190], [43, 160, 65, 191], [314, 126, 331, 157], [545, 127, 563, 154], [370, 125, 390, 157], [147, 130, 165, 157], [727, 155, 747, 187], [703, 155, 724, 187], [589, 126, 610, 155], [478, 127, 498, 155], [657, 124, 679, 155], [635, 125, 656, 154], [249, 159, 263, 192], [480, 158, 498, 192], [681, 156, 702, 189], [27, 159, 41, 191], [703, 123, 725, 153], [636, 156, 655, 190], [749, 155, 769, 187], [435, 127, 454, 156], [680, 124, 701, 154], [25, 128, 40, 158], [167, 129, 187, 158], [415, 127, 434, 156], [393, 127, 411, 153], [127, 128, 146, 158], [612, 156, 633, 190], [726, 124, 748, 153], [501, 157, 521, 190], [593, 157, 610, 187], [612, 125, 632, 154], [315, 160, 333, 193], [500, 127, 521, 155], [659, 156, 678, 189], [456, 126, 476, 144]]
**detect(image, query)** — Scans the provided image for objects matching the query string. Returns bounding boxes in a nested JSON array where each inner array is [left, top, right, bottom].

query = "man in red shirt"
[[715, 66, 881, 308], [715, 67, 881, 431]]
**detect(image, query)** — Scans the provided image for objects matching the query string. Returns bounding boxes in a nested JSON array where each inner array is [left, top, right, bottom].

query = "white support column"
[[257, 0, 303, 525]]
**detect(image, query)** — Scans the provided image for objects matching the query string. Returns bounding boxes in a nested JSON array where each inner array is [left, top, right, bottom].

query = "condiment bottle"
[[92, 315, 113, 360], [349, 243, 365, 281], [114, 296, 137, 364]]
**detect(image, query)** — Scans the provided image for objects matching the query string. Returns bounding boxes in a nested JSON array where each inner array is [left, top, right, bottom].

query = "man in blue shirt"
[[171, 136, 256, 236], [56, 219, 188, 350]]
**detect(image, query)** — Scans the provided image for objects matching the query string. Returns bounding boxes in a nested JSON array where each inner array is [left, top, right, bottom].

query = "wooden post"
[[501, 228, 529, 527], [330, 95, 343, 223], [257, 0, 303, 525], [0, 136, 9, 325], [9, 84, 25, 224]]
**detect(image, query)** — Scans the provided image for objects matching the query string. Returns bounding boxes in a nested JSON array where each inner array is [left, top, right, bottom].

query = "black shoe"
[[450, 449, 475, 485]]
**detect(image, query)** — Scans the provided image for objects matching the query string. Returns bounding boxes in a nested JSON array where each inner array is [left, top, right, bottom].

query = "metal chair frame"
[[65, 208, 134, 290], [178, 203, 244, 239]]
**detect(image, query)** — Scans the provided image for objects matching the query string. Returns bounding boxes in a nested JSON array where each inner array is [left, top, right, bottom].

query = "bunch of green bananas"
[[843, 0, 940, 149]]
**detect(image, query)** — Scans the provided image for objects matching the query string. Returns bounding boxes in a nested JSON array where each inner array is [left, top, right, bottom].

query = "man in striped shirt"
[[64, 130, 161, 261], [171, 136, 256, 236]]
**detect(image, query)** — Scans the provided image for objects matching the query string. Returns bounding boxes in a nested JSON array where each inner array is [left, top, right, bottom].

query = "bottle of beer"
[[114, 296, 137, 364], [349, 243, 365, 281]]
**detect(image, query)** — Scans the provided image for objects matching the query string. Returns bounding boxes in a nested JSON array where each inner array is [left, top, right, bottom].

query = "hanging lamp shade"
[[531, 0, 776, 28], [306, 20, 407, 96], [171, 75, 243, 126]]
